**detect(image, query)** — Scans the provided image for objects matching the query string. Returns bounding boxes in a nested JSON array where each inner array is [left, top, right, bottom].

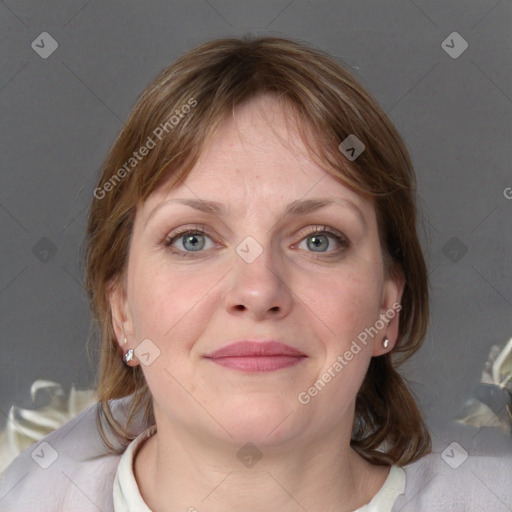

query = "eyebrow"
[[145, 197, 366, 227]]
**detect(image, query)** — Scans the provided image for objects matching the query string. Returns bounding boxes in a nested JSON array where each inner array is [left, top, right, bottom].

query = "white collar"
[[113, 425, 156, 512]]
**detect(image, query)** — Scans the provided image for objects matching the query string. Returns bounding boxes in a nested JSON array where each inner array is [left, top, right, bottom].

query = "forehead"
[[140, 95, 372, 220]]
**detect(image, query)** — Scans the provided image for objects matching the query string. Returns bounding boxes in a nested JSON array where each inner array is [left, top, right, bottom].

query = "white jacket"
[[0, 395, 510, 511]]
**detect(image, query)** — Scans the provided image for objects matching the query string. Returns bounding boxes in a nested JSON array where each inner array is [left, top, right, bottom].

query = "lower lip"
[[206, 355, 305, 372]]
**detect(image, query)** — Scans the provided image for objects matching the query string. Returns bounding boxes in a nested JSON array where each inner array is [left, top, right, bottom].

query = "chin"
[[212, 396, 302, 445]]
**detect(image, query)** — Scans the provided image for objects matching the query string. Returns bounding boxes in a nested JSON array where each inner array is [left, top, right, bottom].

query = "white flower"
[[0, 380, 96, 475]]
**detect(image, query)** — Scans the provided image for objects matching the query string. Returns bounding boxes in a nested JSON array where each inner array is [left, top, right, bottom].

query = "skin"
[[109, 94, 404, 512]]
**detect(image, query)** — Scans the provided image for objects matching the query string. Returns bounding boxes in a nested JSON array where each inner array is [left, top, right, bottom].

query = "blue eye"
[[164, 225, 349, 258], [164, 228, 214, 255], [298, 227, 349, 254]]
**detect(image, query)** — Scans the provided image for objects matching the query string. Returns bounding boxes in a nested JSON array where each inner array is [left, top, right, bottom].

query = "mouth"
[[204, 341, 307, 373]]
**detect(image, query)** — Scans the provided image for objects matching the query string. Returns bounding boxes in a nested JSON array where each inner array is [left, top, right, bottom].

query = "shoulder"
[[392, 429, 512, 511], [0, 395, 148, 512]]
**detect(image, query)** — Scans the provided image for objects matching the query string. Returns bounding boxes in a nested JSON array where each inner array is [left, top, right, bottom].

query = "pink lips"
[[205, 341, 306, 372]]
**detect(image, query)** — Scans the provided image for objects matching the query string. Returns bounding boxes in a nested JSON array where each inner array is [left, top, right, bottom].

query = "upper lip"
[[205, 341, 305, 358]]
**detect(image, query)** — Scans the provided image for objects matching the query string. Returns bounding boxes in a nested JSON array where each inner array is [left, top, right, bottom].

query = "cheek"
[[127, 258, 218, 343], [299, 262, 383, 343], [302, 269, 381, 408]]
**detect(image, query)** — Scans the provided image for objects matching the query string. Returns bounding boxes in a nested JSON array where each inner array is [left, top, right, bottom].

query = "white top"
[[1, 396, 511, 511], [113, 426, 155, 512], [113, 426, 406, 512]]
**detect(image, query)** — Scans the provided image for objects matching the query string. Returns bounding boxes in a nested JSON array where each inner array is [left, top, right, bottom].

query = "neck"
[[134, 415, 390, 512]]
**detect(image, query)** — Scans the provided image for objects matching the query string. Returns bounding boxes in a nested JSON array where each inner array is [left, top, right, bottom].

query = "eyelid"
[[295, 224, 347, 241], [163, 225, 214, 247]]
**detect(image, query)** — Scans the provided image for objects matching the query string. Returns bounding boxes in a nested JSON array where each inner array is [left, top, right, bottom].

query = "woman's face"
[[110, 95, 403, 446]]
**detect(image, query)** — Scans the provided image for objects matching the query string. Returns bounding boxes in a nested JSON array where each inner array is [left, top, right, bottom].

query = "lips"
[[205, 341, 305, 358], [204, 341, 306, 372]]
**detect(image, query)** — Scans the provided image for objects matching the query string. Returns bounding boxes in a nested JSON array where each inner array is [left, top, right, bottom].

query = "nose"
[[223, 241, 293, 321]]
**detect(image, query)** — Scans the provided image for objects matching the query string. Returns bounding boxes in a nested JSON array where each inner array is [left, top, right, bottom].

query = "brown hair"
[[84, 36, 431, 465]]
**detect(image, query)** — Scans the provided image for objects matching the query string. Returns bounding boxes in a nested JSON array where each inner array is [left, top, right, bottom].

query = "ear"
[[372, 267, 405, 357], [107, 274, 134, 349]]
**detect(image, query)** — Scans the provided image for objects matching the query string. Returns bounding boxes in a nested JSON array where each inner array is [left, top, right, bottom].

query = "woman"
[[1, 36, 436, 511]]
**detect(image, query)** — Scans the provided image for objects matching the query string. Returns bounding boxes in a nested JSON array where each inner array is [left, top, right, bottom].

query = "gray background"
[[1, 0, 511, 456]]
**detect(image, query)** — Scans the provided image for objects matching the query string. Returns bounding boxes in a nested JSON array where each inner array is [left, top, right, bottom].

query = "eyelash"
[[163, 225, 350, 258]]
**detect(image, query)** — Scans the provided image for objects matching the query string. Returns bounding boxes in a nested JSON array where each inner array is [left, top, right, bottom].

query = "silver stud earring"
[[123, 349, 134, 364], [382, 336, 390, 349], [123, 337, 127, 345]]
